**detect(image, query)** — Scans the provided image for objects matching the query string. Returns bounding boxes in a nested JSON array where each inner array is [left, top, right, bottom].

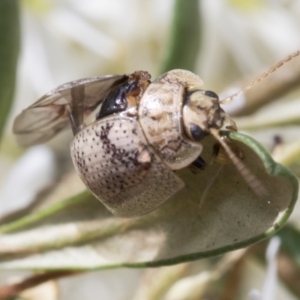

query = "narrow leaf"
[[159, 0, 201, 73], [0, 0, 20, 139], [0, 132, 297, 270]]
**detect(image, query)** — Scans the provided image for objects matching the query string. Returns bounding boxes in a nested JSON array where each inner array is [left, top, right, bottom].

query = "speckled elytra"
[[13, 51, 299, 217]]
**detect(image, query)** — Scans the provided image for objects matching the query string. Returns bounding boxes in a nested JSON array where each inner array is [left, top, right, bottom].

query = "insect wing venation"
[[13, 74, 128, 147], [51, 74, 128, 107]]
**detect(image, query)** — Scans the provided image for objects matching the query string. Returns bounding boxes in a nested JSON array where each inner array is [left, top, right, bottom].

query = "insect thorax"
[[138, 69, 235, 170]]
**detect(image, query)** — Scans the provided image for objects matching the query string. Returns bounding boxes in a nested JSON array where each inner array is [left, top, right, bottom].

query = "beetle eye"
[[203, 90, 219, 100], [96, 81, 137, 119], [190, 123, 207, 141]]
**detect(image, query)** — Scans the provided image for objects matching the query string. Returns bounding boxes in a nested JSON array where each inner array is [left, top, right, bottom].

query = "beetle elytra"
[[13, 51, 300, 217]]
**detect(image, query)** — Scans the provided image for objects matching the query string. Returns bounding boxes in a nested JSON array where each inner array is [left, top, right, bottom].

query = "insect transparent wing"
[[13, 74, 128, 147], [71, 116, 184, 217], [13, 102, 69, 147], [51, 74, 128, 108]]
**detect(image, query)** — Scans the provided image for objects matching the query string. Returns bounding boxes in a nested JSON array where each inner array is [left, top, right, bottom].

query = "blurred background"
[[1, 0, 300, 299]]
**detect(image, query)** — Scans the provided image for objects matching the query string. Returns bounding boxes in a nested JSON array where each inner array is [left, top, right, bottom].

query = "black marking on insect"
[[13, 51, 300, 217]]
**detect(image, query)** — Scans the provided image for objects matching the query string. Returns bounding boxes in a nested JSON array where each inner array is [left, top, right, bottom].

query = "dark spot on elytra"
[[77, 120, 153, 199]]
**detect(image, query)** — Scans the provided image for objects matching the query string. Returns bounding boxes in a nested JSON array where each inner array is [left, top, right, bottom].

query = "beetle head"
[[182, 88, 237, 142]]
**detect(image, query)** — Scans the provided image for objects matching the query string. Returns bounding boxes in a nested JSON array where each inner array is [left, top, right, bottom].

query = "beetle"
[[14, 50, 299, 217], [12, 69, 255, 217]]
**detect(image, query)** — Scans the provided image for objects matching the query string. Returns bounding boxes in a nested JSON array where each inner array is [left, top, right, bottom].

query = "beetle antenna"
[[220, 50, 300, 104], [210, 128, 268, 197]]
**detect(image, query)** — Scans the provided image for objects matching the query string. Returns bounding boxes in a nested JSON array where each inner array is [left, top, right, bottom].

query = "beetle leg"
[[211, 141, 234, 165], [210, 143, 220, 164], [191, 156, 207, 172]]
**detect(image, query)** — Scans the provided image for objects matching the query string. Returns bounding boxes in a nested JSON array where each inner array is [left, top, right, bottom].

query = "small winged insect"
[[13, 51, 300, 217]]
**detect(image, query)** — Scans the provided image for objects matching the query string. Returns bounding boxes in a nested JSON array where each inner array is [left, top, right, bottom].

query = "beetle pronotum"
[[13, 51, 300, 217]]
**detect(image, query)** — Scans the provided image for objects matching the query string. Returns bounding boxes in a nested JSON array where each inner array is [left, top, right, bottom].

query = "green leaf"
[[0, 0, 20, 139], [0, 132, 297, 270], [278, 225, 300, 267], [159, 0, 201, 74]]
